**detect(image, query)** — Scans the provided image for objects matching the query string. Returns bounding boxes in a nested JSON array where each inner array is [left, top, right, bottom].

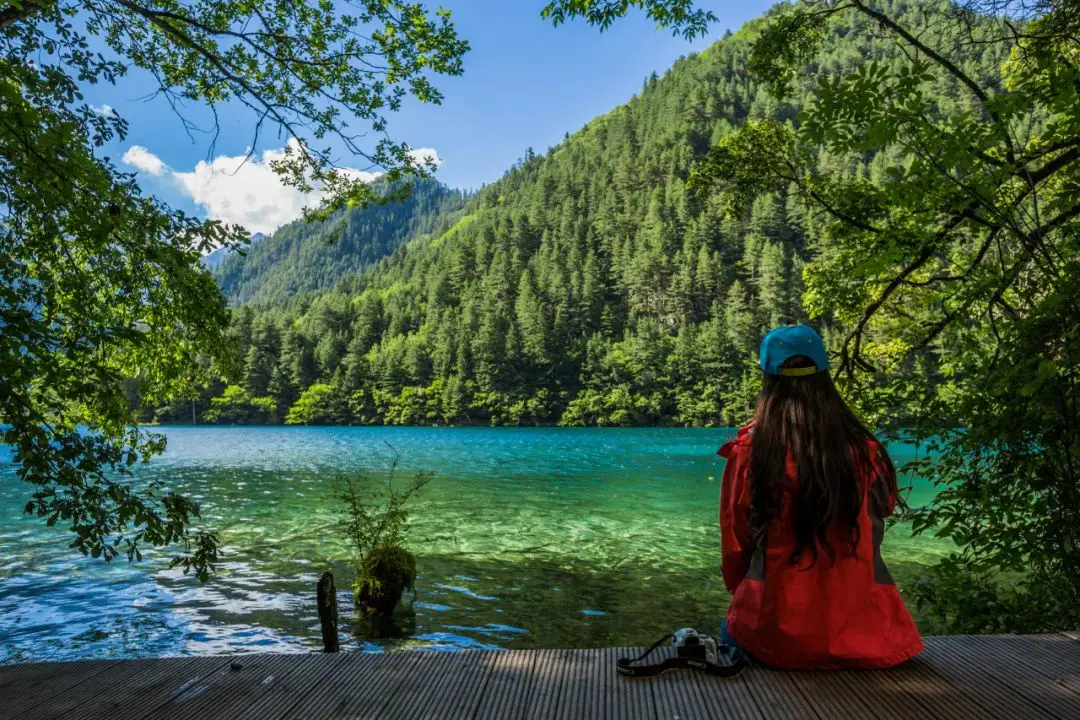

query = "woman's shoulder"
[[860, 436, 895, 486], [864, 436, 890, 462], [718, 421, 755, 459]]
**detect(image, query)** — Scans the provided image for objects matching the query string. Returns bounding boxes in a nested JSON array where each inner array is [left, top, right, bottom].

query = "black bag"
[[617, 627, 746, 678]]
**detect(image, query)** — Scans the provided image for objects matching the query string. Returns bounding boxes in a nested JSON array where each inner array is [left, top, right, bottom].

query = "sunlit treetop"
[[541, 0, 718, 39]]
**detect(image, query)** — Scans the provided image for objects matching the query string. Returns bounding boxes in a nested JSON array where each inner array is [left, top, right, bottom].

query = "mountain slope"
[[202, 232, 266, 271], [174, 0, 1006, 427], [212, 179, 468, 306]]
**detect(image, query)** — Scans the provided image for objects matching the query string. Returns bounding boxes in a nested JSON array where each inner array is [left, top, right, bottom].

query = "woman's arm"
[[719, 440, 755, 593], [868, 441, 897, 518]]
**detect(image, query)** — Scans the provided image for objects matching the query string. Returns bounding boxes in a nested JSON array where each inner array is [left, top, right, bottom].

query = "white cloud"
[[121, 140, 442, 235], [122, 145, 167, 176], [91, 104, 116, 117], [172, 142, 333, 234], [408, 147, 442, 168]]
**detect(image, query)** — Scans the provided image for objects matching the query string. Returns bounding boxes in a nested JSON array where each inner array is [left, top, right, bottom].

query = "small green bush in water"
[[354, 545, 418, 615], [337, 458, 432, 615]]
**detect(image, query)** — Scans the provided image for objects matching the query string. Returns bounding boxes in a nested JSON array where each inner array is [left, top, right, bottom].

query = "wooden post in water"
[[317, 570, 339, 652]]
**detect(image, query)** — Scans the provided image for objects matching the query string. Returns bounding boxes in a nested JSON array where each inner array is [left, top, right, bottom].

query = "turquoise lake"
[[0, 427, 949, 664]]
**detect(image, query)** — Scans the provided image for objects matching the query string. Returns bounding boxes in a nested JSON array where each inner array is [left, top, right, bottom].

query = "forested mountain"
[[158, 0, 1006, 427], [201, 233, 266, 272], [211, 180, 468, 306]]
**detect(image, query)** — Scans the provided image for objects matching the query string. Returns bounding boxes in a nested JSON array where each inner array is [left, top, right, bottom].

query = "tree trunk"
[[316, 570, 339, 652]]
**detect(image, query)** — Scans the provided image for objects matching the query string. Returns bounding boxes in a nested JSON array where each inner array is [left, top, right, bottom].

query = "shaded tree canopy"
[[1, 0, 468, 577]]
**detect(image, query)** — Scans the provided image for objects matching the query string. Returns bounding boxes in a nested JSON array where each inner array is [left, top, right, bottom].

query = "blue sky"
[[92, 1, 775, 234]]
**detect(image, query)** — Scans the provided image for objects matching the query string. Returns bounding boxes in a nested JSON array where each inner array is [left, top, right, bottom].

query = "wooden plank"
[[21, 657, 205, 720], [0, 659, 123, 719], [141, 654, 298, 720], [0, 661, 72, 694], [231, 653, 346, 720], [587, 648, 604, 720], [379, 649, 492, 719], [63, 656, 232, 720], [959, 635, 1080, 701], [372, 650, 456, 718], [317, 651, 430, 719], [691, 662, 764, 720], [644, 646, 711, 720], [549, 647, 592, 720], [471, 649, 539, 720], [3, 636, 1078, 720], [824, 664, 981, 720], [818, 670, 914, 720], [521, 648, 569, 720], [575, 647, 647, 720], [276, 651, 384, 720], [880, 657, 986, 720], [788, 670, 876, 720], [922, 638, 1039, 720], [110, 657, 235, 720], [0, 660, 119, 701], [585, 648, 604, 720], [933, 635, 1080, 719], [836, 657, 986, 720], [553, 647, 598, 719], [603, 647, 656, 720], [981, 634, 1080, 680], [173, 654, 345, 720], [0, 662, 70, 700], [426, 651, 495, 719], [739, 667, 818, 720], [921, 637, 1059, 719], [1060, 631, 1080, 642]]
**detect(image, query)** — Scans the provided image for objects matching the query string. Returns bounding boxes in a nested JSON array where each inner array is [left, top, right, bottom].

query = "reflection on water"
[[0, 427, 949, 664]]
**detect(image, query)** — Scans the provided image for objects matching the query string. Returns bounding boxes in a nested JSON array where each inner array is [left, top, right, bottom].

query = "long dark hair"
[[748, 355, 898, 566]]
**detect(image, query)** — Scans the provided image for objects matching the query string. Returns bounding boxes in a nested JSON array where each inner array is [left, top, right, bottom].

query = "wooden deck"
[[1, 634, 1078, 719]]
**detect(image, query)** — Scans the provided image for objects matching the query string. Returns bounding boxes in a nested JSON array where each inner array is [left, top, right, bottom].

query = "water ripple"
[[0, 426, 943, 664]]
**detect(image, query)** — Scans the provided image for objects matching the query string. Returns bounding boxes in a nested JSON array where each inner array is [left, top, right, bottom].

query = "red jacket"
[[719, 423, 923, 669]]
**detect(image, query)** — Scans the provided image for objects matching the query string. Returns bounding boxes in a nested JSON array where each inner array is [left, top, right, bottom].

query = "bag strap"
[[616, 634, 747, 678]]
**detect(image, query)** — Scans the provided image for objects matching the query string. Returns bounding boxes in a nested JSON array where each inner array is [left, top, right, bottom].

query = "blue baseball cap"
[[759, 324, 829, 376]]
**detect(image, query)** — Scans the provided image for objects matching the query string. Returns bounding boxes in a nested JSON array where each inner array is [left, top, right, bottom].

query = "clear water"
[[0, 427, 950, 664]]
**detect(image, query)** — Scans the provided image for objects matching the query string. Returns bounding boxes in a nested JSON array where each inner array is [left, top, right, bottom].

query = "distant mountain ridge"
[[201, 233, 266, 271], [152, 0, 1004, 428], [211, 179, 468, 306]]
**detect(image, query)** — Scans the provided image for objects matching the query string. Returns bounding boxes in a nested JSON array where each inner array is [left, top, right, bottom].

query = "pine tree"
[[515, 271, 550, 366], [281, 329, 318, 390], [267, 361, 298, 423], [243, 319, 280, 397], [724, 280, 755, 355], [755, 242, 790, 327]]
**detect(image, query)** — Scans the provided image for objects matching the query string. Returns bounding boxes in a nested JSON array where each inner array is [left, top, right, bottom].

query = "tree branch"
[[895, 198, 1080, 356], [840, 207, 975, 376], [1027, 146, 1080, 185], [850, 0, 1016, 163], [901, 226, 999, 287], [850, 0, 989, 106]]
